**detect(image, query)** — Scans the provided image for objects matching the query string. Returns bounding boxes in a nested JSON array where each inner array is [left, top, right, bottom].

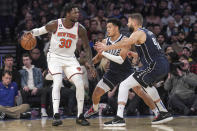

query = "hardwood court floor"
[[0, 116, 197, 131]]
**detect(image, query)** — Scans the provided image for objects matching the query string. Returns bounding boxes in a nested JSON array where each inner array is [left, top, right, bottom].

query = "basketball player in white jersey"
[[24, 3, 95, 126]]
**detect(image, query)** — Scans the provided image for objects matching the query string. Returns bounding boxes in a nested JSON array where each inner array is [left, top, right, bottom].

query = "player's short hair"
[[128, 13, 143, 26], [107, 18, 121, 29], [64, 3, 79, 14]]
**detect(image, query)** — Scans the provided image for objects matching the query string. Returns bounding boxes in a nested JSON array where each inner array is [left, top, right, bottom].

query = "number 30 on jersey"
[[59, 38, 72, 48]]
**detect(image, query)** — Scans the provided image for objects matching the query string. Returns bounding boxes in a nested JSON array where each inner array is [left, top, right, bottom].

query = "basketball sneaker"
[[152, 112, 173, 125], [52, 113, 63, 126], [76, 113, 90, 126], [84, 106, 98, 118], [104, 116, 126, 127]]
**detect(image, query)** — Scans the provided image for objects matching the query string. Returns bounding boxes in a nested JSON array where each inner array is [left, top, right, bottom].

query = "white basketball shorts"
[[47, 52, 83, 79]]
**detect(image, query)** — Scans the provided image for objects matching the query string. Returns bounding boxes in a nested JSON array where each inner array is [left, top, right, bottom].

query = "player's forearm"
[[105, 39, 131, 51], [31, 26, 48, 36], [92, 54, 102, 64], [102, 51, 124, 64], [84, 46, 93, 65]]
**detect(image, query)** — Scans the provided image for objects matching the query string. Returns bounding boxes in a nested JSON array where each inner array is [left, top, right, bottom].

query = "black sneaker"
[[0, 112, 6, 120], [152, 112, 173, 125], [76, 113, 90, 126], [20, 112, 31, 119], [52, 113, 63, 126], [84, 106, 98, 118], [104, 116, 126, 127]]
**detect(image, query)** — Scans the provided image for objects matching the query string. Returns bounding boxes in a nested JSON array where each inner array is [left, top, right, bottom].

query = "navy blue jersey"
[[105, 34, 133, 73], [135, 28, 165, 66]]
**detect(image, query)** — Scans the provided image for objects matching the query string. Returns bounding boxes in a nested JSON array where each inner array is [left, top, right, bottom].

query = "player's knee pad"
[[144, 86, 160, 102]]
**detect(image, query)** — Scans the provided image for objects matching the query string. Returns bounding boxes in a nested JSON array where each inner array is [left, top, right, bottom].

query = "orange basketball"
[[20, 33, 37, 50]]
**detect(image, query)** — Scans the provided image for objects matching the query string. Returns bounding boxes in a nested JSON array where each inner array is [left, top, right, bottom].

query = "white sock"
[[93, 104, 99, 111], [117, 104, 125, 118], [152, 108, 159, 116], [156, 100, 168, 112], [41, 108, 48, 116], [41, 108, 46, 113], [52, 74, 62, 115]]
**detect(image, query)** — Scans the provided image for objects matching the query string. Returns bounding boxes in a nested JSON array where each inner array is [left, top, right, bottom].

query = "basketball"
[[20, 33, 37, 50]]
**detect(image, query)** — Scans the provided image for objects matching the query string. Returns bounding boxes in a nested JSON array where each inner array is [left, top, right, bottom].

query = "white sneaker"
[[41, 108, 48, 117]]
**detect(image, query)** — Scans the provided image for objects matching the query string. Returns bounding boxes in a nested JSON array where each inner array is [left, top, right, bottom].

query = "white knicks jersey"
[[49, 18, 79, 57]]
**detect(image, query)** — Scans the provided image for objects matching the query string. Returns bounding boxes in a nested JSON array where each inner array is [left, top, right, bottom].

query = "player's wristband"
[[32, 26, 48, 36]]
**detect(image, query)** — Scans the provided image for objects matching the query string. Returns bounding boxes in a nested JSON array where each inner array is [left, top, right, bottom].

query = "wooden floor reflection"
[[0, 116, 197, 131]]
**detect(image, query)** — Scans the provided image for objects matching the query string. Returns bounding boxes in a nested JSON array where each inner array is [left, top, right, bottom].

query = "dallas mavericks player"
[[85, 18, 170, 126], [96, 13, 173, 126], [84, 18, 133, 119]]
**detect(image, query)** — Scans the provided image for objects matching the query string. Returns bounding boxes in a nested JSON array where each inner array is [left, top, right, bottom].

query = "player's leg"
[[144, 86, 168, 112], [84, 78, 110, 118], [47, 55, 63, 126], [69, 74, 89, 126], [104, 75, 159, 126], [104, 75, 141, 126], [144, 86, 173, 124], [136, 62, 173, 124], [51, 73, 63, 126]]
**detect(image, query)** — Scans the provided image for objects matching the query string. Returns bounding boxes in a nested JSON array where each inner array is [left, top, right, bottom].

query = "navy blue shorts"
[[103, 69, 134, 89], [133, 57, 169, 88]]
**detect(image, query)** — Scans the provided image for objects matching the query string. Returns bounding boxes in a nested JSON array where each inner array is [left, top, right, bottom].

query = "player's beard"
[[129, 26, 134, 33]]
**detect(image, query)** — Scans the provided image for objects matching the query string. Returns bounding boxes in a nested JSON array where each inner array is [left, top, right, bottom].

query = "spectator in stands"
[[183, 5, 196, 24], [0, 0, 17, 42], [0, 70, 30, 120], [100, 19, 107, 34], [146, 6, 161, 25], [19, 53, 48, 117], [0, 55, 21, 89], [171, 32, 187, 54], [120, 16, 129, 37], [88, 20, 100, 39], [161, 8, 174, 26], [93, 8, 108, 31], [179, 16, 192, 37], [29, 48, 47, 74], [187, 23, 197, 42], [173, 12, 183, 27], [164, 56, 197, 115], [163, 19, 176, 39], [157, 33, 169, 51], [110, 6, 122, 19], [153, 24, 162, 36], [181, 46, 193, 63]]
